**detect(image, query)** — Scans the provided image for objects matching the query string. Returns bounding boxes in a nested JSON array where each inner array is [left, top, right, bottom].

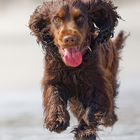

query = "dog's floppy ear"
[[89, 0, 120, 43], [29, 3, 53, 48]]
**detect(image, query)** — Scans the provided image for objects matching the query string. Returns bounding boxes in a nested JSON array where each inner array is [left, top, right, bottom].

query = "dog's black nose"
[[63, 35, 77, 45]]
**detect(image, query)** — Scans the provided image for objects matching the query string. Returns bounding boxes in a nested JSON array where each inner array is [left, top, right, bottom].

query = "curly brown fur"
[[29, 0, 126, 139]]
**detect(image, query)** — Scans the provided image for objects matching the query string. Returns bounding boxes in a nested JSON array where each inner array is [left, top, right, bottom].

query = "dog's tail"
[[113, 31, 128, 50]]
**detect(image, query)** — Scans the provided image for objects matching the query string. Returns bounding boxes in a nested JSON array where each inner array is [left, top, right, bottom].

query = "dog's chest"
[[64, 67, 96, 89], [72, 74, 78, 85]]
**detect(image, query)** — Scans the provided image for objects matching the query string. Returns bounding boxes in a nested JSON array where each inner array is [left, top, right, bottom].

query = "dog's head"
[[29, 0, 120, 67]]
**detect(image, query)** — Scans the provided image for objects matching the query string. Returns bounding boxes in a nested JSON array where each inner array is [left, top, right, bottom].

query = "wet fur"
[[29, 0, 125, 139]]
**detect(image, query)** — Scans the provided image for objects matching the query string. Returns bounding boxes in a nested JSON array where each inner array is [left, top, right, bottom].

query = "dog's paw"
[[73, 125, 97, 140], [75, 136, 96, 140], [44, 105, 70, 133]]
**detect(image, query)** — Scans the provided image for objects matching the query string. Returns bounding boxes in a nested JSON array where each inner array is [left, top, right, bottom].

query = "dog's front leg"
[[43, 84, 70, 133]]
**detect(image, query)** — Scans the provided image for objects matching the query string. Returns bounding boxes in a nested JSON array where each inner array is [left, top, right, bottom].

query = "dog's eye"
[[53, 16, 62, 24], [75, 15, 85, 26]]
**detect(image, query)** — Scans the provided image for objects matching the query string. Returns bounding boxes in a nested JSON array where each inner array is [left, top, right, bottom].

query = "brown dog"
[[29, 0, 126, 139]]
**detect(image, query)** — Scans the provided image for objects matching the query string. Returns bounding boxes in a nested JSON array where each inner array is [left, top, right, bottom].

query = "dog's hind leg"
[[73, 120, 97, 140], [70, 98, 98, 140]]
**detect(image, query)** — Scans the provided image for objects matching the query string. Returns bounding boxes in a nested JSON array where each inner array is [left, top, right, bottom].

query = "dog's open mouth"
[[60, 47, 83, 67]]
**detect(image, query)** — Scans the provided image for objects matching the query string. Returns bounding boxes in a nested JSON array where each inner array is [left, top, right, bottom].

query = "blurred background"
[[0, 0, 140, 140]]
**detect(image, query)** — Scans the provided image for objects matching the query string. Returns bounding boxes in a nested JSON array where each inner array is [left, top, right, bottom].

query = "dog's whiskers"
[[87, 45, 92, 52]]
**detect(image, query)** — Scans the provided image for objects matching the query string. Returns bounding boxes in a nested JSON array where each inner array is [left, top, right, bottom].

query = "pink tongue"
[[63, 48, 82, 67]]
